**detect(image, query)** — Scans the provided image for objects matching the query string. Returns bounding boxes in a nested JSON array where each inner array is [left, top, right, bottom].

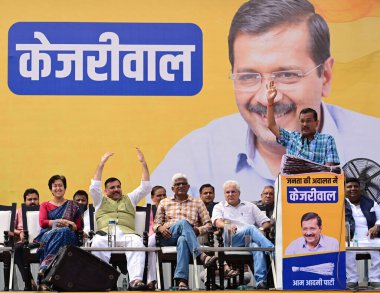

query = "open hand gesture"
[[136, 147, 146, 164], [100, 152, 114, 165], [266, 80, 277, 104]]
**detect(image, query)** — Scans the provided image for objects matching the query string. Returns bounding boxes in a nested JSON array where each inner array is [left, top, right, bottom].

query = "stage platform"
[[5, 287, 380, 293]]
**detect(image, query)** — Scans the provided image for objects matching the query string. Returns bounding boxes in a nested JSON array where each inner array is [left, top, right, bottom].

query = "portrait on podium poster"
[[281, 173, 346, 290]]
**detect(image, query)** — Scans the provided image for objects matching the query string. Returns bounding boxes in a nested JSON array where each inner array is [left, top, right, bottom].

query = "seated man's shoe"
[[368, 281, 380, 289], [176, 279, 189, 291], [346, 282, 359, 290], [146, 280, 157, 291], [205, 282, 220, 290], [129, 279, 147, 291], [256, 282, 268, 289]]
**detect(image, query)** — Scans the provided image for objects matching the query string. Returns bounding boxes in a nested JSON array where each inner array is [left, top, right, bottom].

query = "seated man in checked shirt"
[[153, 173, 218, 290]]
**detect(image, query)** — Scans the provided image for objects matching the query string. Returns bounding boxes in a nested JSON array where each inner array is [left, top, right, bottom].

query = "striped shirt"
[[278, 128, 340, 165], [153, 195, 211, 234]]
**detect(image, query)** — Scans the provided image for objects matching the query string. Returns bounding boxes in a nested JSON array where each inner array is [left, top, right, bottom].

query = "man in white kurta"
[[89, 149, 152, 290], [212, 180, 273, 289], [345, 178, 380, 290]]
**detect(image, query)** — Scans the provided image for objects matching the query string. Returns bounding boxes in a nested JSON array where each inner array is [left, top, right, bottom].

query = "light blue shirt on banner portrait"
[[285, 234, 339, 255]]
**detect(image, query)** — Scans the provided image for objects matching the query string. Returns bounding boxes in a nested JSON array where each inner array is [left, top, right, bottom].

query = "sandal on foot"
[[129, 280, 147, 291], [201, 255, 218, 267], [224, 267, 239, 279], [147, 280, 157, 291], [31, 279, 38, 291]]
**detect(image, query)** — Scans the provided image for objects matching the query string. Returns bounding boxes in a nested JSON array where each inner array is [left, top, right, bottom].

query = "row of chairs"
[[84, 204, 249, 290], [15, 203, 190, 290], [2, 203, 272, 291], [83, 204, 275, 290], [0, 203, 17, 291]]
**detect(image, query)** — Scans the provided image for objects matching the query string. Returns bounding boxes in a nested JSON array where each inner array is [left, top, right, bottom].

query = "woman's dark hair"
[[151, 185, 166, 196], [48, 175, 67, 190]]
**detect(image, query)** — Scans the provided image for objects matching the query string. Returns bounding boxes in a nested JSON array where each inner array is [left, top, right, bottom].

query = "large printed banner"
[[281, 173, 346, 290], [8, 22, 202, 96], [1, 0, 380, 205]]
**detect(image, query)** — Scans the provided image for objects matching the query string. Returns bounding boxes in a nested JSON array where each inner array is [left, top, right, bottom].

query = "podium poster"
[[281, 173, 346, 290]]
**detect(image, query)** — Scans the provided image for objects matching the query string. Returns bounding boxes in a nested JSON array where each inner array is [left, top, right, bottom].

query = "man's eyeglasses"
[[173, 182, 188, 187], [229, 64, 322, 92]]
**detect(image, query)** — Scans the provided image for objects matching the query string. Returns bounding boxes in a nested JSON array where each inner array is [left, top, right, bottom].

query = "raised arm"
[[266, 81, 280, 139], [136, 147, 150, 181], [128, 148, 151, 205], [93, 152, 114, 181]]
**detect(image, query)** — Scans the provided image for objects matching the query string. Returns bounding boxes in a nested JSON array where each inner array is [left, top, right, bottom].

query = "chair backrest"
[[135, 204, 151, 236], [88, 203, 97, 232], [21, 204, 41, 242], [0, 203, 17, 244], [88, 203, 151, 235]]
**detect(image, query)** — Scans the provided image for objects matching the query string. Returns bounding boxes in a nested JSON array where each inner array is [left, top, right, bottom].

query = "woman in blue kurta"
[[34, 175, 82, 288]]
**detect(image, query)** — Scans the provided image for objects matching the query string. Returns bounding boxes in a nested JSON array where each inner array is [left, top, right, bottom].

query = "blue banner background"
[[283, 252, 346, 290], [8, 22, 203, 95]]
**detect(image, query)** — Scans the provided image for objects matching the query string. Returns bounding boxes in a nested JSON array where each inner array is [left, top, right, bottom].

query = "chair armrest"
[[143, 231, 148, 247], [155, 232, 162, 247], [22, 230, 30, 248], [88, 230, 96, 239], [216, 228, 224, 247], [27, 242, 39, 249], [266, 220, 276, 242], [3, 231, 15, 247], [206, 226, 219, 247], [76, 230, 84, 247]]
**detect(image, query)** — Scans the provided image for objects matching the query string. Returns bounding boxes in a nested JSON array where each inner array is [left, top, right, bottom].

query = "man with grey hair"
[[151, 0, 380, 201], [153, 173, 218, 290], [254, 186, 275, 219], [212, 180, 273, 289]]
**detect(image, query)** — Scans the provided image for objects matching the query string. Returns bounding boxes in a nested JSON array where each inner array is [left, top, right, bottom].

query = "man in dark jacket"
[[345, 177, 380, 290]]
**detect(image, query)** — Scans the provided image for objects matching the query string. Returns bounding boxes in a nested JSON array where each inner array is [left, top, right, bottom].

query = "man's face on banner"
[[301, 218, 322, 247], [232, 22, 333, 145]]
